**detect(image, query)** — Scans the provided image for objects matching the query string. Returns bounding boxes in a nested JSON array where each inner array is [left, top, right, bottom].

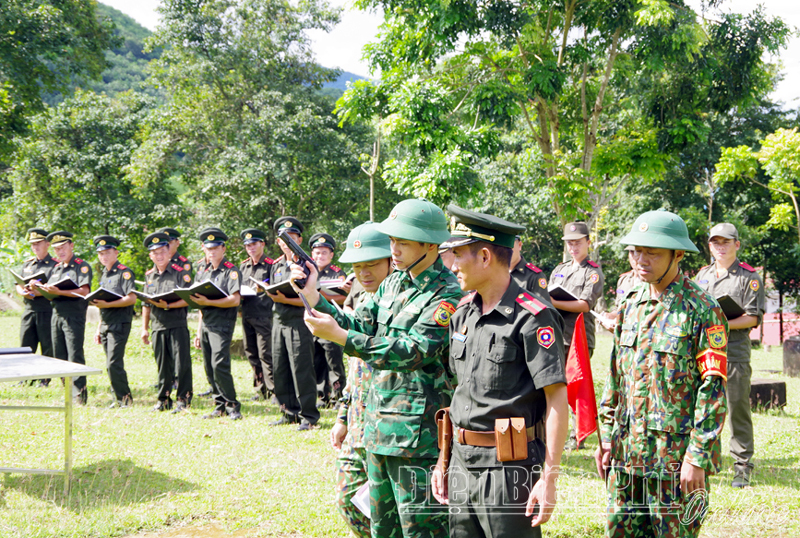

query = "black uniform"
[[195, 258, 242, 414], [314, 263, 347, 404], [98, 261, 135, 403], [144, 262, 194, 406], [511, 255, 551, 304], [50, 255, 93, 401], [271, 256, 320, 424], [239, 254, 275, 397], [448, 281, 566, 537], [171, 253, 193, 275], [19, 254, 56, 359]]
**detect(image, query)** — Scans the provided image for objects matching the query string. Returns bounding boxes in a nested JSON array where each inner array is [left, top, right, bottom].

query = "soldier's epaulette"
[[264, 256, 274, 264], [330, 264, 340, 272], [117, 263, 127, 270], [526, 262, 542, 273], [178, 255, 188, 262], [25, 256, 35, 262], [622, 270, 633, 276], [74, 258, 83, 264], [698, 264, 711, 271], [738, 262, 756, 272], [171, 263, 184, 271], [146, 267, 155, 275], [516, 291, 547, 315], [242, 257, 250, 264], [586, 260, 599, 268], [196, 258, 205, 265], [457, 291, 475, 308], [223, 260, 234, 269]]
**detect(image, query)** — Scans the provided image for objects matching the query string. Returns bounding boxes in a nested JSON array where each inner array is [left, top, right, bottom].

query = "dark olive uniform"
[[19, 254, 56, 358], [50, 255, 92, 400], [144, 262, 194, 406], [314, 262, 347, 404], [549, 258, 604, 354], [271, 256, 320, 425], [240, 254, 275, 397], [98, 261, 135, 403], [195, 258, 242, 414], [694, 259, 764, 476], [171, 253, 193, 275], [448, 282, 566, 537], [511, 255, 551, 304]]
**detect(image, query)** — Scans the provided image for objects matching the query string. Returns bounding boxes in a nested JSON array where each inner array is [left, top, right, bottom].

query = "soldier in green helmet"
[[596, 210, 728, 538], [292, 199, 462, 538], [330, 221, 394, 538]]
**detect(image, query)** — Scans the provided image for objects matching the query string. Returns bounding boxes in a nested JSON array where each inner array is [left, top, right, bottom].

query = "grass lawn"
[[1, 315, 799, 538]]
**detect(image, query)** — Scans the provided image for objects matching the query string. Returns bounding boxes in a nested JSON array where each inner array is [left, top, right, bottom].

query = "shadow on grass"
[[2, 457, 197, 509]]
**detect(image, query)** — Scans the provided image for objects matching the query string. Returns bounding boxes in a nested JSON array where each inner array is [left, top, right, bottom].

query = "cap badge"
[[283, 221, 292, 228], [639, 222, 649, 232], [389, 210, 397, 220], [99, 239, 106, 246], [207, 235, 215, 241], [570, 224, 576, 231], [152, 237, 159, 244], [353, 240, 362, 249], [316, 237, 325, 244], [245, 233, 252, 239]]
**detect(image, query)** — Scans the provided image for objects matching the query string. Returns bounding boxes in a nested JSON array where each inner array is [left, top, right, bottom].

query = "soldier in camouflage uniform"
[[295, 199, 462, 538], [330, 222, 394, 538], [16, 229, 55, 385], [431, 206, 569, 538], [694, 223, 764, 488], [596, 211, 728, 538], [511, 234, 551, 304]]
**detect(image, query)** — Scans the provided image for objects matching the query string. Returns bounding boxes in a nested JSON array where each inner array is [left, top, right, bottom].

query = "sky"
[[101, 0, 799, 109]]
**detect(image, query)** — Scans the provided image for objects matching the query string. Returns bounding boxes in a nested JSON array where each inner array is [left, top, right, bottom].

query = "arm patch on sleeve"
[[433, 301, 456, 326], [697, 349, 727, 381]]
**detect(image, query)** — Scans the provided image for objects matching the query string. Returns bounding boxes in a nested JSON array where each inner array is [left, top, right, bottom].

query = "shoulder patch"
[[516, 291, 546, 316], [749, 280, 759, 291], [178, 255, 188, 262], [526, 262, 542, 273], [171, 263, 184, 272], [536, 326, 555, 348], [433, 301, 456, 327], [586, 259, 599, 268], [589, 273, 599, 283], [706, 325, 727, 349], [224, 260, 234, 269], [457, 291, 475, 308], [738, 262, 756, 272]]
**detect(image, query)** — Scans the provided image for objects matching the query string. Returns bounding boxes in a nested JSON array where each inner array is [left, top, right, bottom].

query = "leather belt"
[[454, 426, 535, 447]]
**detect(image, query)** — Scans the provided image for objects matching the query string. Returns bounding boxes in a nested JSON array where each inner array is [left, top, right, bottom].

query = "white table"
[[0, 353, 102, 495]]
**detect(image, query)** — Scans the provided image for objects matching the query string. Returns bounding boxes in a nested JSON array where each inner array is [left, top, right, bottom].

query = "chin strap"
[[654, 251, 676, 285], [404, 252, 430, 277]]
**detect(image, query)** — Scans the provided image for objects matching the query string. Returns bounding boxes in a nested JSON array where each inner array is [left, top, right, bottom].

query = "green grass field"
[[1, 315, 798, 538]]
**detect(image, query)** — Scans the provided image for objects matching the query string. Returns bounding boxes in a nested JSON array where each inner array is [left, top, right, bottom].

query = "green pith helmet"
[[375, 199, 450, 245], [339, 222, 391, 264], [620, 210, 699, 253]]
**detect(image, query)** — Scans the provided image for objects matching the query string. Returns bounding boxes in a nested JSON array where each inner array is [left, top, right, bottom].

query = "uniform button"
[[464, 405, 469, 410]]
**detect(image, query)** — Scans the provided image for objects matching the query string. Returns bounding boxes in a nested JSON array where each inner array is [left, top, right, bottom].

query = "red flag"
[[566, 313, 599, 444]]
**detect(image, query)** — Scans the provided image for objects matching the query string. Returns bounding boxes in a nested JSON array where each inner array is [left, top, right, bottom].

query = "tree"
[[0, 0, 116, 160]]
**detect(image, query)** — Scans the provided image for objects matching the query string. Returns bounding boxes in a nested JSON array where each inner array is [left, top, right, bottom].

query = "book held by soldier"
[[9, 269, 48, 286], [174, 281, 229, 309]]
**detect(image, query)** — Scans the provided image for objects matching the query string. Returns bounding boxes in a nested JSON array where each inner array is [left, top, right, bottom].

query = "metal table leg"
[[64, 379, 72, 497]]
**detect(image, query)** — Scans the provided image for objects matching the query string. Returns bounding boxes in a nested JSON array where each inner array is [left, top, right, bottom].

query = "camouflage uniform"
[[335, 287, 373, 538], [510, 255, 551, 305], [314, 257, 461, 538], [694, 259, 764, 477], [599, 274, 728, 537], [549, 258, 604, 353], [614, 270, 643, 311]]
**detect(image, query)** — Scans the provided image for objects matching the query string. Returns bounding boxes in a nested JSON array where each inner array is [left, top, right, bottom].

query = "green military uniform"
[[694, 245, 764, 483], [549, 257, 604, 353], [194, 228, 242, 417], [442, 204, 567, 537], [314, 200, 461, 538], [614, 270, 642, 311], [143, 232, 194, 409], [599, 211, 728, 538], [271, 216, 320, 427], [333, 222, 391, 538], [47, 231, 92, 403], [95, 235, 135, 405], [239, 228, 275, 399], [18, 229, 56, 362], [511, 255, 551, 304], [312, 233, 347, 405]]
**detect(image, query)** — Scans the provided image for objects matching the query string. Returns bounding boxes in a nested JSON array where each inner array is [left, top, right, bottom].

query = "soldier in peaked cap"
[[90, 235, 136, 407], [694, 223, 764, 488], [35, 231, 92, 404], [16, 228, 56, 384], [293, 199, 462, 538], [309, 232, 348, 407], [596, 210, 728, 538], [158, 227, 193, 275], [192, 228, 243, 420], [267, 216, 320, 430], [239, 228, 275, 401], [140, 232, 193, 412], [431, 205, 568, 538], [511, 234, 551, 304]]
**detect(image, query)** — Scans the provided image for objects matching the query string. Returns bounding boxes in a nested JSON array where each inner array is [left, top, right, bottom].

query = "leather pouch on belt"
[[436, 408, 452, 472], [495, 417, 528, 462]]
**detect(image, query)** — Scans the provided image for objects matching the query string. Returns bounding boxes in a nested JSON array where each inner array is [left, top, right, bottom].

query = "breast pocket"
[[481, 342, 520, 392], [368, 388, 426, 449], [376, 307, 393, 326], [649, 335, 694, 434]]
